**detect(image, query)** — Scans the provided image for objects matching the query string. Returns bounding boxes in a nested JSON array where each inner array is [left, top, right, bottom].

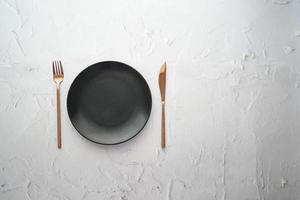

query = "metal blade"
[[159, 62, 166, 102]]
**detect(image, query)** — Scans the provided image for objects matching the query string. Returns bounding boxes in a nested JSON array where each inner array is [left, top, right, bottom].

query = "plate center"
[[82, 77, 136, 127]]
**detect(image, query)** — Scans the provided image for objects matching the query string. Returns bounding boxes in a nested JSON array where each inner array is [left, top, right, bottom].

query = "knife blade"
[[159, 62, 166, 148], [159, 62, 166, 102]]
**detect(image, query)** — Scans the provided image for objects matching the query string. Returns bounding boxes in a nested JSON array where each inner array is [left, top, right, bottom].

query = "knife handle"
[[161, 102, 166, 148]]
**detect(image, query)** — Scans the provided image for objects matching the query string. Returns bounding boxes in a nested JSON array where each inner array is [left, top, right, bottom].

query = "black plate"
[[67, 61, 152, 145]]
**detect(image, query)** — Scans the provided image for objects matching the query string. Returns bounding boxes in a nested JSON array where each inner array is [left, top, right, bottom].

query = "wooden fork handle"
[[56, 86, 62, 149], [161, 102, 166, 148]]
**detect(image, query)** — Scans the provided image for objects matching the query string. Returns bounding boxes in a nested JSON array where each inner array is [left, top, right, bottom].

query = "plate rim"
[[66, 60, 152, 145]]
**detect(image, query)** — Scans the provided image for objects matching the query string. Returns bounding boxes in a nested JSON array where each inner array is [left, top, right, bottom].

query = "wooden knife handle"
[[161, 102, 166, 148]]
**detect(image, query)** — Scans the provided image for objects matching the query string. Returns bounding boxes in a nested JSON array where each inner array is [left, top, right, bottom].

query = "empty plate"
[[67, 61, 152, 145]]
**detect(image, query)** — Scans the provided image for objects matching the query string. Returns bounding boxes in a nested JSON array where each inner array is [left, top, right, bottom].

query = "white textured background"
[[0, 0, 300, 199]]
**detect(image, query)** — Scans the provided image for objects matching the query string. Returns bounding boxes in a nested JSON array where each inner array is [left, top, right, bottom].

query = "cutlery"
[[52, 61, 64, 149], [159, 62, 167, 148]]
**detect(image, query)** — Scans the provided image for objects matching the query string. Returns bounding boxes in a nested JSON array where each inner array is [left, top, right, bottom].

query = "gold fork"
[[52, 61, 64, 149]]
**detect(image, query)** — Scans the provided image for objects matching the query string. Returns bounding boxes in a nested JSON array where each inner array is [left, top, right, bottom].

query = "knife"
[[159, 62, 167, 148]]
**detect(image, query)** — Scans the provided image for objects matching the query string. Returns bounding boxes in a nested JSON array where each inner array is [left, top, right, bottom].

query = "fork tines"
[[52, 61, 64, 77]]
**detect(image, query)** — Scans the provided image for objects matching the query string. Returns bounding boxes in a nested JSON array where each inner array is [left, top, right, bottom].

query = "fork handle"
[[56, 86, 62, 149], [161, 102, 166, 148]]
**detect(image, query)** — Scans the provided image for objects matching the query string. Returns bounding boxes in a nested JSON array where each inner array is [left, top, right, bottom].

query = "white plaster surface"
[[0, 0, 300, 199]]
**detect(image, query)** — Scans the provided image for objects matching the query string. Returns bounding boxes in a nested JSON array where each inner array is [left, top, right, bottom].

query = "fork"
[[52, 61, 64, 149]]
